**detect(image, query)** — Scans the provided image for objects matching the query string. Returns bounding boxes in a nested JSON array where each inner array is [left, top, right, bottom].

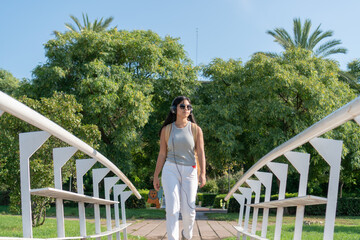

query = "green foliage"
[[197, 193, 217, 207], [0, 69, 20, 95], [213, 194, 228, 208], [196, 58, 245, 175], [267, 18, 347, 57], [306, 197, 360, 216], [199, 179, 219, 193], [0, 92, 100, 226], [125, 195, 146, 209], [28, 29, 198, 185]]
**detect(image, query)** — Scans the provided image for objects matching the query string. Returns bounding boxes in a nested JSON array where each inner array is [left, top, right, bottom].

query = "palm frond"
[[267, 28, 294, 49], [293, 18, 301, 47], [310, 30, 333, 49], [320, 47, 348, 57], [315, 40, 346, 56], [69, 15, 82, 32], [300, 19, 312, 49], [65, 23, 78, 32], [307, 25, 322, 49]]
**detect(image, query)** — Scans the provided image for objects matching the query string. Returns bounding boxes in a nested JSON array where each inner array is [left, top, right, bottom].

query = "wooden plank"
[[31, 188, 118, 205], [146, 220, 167, 240], [207, 220, 233, 239], [193, 220, 201, 238], [197, 220, 219, 240], [248, 195, 327, 208], [131, 220, 163, 237], [217, 221, 238, 236]]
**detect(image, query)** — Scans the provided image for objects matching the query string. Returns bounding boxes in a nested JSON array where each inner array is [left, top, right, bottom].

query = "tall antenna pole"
[[196, 28, 199, 67]]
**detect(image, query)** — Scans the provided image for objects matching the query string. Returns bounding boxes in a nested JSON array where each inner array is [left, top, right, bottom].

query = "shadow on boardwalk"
[[127, 208, 238, 240]]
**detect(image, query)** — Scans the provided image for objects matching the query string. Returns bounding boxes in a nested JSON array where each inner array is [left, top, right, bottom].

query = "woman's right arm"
[[153, 127, 167, 191]]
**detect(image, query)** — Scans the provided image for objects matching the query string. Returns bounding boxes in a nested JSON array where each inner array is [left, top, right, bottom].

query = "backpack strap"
[[164, 124, 172, 152]]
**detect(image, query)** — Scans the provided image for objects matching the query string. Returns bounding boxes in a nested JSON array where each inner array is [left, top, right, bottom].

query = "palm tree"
[[267, 18, 347, 57], [54, 13, 114, 35]]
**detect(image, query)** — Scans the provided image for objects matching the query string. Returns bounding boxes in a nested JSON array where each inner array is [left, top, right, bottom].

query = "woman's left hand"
[[199, 174, 206, 188]]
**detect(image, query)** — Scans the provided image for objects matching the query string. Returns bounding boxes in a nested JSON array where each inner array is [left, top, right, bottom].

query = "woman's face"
[[176, 99, 192, 119]]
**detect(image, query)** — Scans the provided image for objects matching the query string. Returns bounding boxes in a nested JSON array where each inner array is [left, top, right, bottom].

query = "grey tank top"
[[166, 121, 196, 166]]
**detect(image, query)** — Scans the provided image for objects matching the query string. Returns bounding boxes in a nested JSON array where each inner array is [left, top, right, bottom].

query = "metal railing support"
[[310, 138, 343, 240], [254, 171, 272, 238], [19, 131, 51, 238], [93, 168, 110, 238], [76, 159, 96, 237], [53, 147, 77, 237]]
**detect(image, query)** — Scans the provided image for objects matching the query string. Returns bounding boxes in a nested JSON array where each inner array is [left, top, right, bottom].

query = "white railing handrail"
[[225, 96, 360, 201], [0, 91, 141, 199]]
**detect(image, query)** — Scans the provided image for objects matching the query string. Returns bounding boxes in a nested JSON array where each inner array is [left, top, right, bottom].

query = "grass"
[[0, 214, 147, 240], [0, 205, 159, 239], [2, 205, 360, 239], [208, 213, 360, 240], [0, 205, 166, 220]]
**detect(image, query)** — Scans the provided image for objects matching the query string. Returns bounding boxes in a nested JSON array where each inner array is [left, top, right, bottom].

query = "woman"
[[153, 96, 206, 240]]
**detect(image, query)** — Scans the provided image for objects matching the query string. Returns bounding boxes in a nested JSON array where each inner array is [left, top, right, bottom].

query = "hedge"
[[305, 197, 360, 216], [228, 195, 360, 216]]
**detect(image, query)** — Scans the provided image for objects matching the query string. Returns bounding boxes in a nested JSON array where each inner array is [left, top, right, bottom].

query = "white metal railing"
[[225, 96, 360, 240], [0, 91, 141, 239]]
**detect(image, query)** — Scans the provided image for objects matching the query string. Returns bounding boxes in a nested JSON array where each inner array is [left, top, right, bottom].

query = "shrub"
[[200, 193, 217, 207], [306, 197, 360, 216], [126, 195, 146, 209], [200, 179, 219, 193], [213, 194, 228, 208]]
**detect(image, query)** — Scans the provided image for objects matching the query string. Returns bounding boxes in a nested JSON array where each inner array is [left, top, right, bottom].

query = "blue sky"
[[1, 0, 360, 80]]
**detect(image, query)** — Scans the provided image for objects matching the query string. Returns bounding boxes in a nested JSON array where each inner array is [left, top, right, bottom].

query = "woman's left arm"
[[196, 126, 206, 188]]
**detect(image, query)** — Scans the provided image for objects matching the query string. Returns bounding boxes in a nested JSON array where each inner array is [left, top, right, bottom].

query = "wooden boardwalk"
[[127, 219, 238, 240]]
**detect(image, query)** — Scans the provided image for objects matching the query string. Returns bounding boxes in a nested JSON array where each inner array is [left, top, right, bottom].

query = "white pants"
[[162, 161, 198, 240]]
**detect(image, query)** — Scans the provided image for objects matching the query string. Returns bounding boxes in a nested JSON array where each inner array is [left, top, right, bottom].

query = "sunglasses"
[[179, 104, 192, 111]]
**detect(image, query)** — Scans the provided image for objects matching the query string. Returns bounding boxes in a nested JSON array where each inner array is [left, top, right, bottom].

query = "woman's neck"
[[175, 118, 188, 128]]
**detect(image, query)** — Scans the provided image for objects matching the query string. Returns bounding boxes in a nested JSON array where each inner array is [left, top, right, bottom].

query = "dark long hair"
[[159, 96, 197, 137]]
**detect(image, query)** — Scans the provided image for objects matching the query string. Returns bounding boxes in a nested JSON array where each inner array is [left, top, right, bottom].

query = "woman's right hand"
[[153, 175, 160, 191]]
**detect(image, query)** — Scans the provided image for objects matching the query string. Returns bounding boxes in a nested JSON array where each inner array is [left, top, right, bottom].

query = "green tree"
[[0, 69, 20, 95], [195, 58, 245, 176], [0, 92, 101, 226], [28, 29, 198, 186], [267, 18, 347, 57], [241, 48, 357, 195], [53, 13, 114, 36]]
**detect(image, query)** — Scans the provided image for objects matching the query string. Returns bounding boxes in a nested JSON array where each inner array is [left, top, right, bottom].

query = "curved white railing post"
[[19, 131, 51, 238], [105, 176, 119, 239], [267, 162, 288, 240], [76, 159, 96, 237], [284, 151, 310, 240], [246, 180, 261, 236], [238, 187, 252, 240], [233, 193, 245, 240], [53, 147, 77, 238], [310, 138, 343, 240], [254, 171, 272, 238], [93, 168, 110, 238], [114, 184, 127, 240], [120, 191, 133, 240]]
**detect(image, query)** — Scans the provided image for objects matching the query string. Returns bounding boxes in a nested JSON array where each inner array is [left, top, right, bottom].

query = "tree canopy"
[[28, 28, 198, 183], [196, 48, 359, 195]]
